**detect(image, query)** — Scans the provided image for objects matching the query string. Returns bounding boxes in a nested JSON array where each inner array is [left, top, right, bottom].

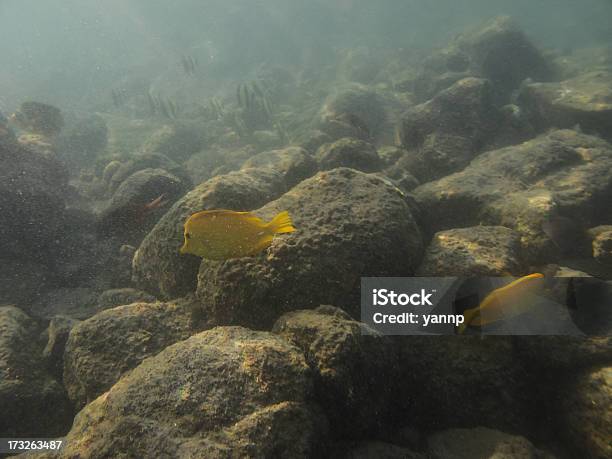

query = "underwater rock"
[[378, 145, 407, 167], [107, 152, 191, 194], [452, 16, 554, 97], [414, 16, 553, 102], [558, 366, 611, 459], [515, 336, 612, 373], [43, 315, 79, 382], [414, 130, 612, 263], [316, 137, 382, 173], [182, 148, 227, 184], [0, 257, 51, 306], [57, 113, 108, 170], [337, 47, 385, 84], [0, 140, 69, 260], [196, 168, 423, 328], [592, 230, 612, 264], [336, 441, 425, 459], [252, 129, 283, 150], [320, 84, 393, 143], [398, 77, 501, 181], [96, 287, 156, 310], [427, 427, 547, 459], [140, 121, 205, 162], [517, 71, 612, 141], [0, 306, 72, 437], [97, 167, 186, 241], [30, 287, 100, 321], [242, 146, 318, 188], [296, 129, 334, 154], [273, 305, 400, 438], [417, 226, 524, 276], [10, 101, 64, 137], [132, 167, 287, 299], [63, 297, 196, 409], [57, 327, 328, 458], [396, 336, 530, 433]]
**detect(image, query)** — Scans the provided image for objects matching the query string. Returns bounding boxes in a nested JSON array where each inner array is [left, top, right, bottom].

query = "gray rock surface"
[[273, 305, 400, 438], [56, 327, 328, 458], [399, 77, 501, 180], [427, 427, 547, 459], [132, 167, 287, 298], [241, 146, 318, 188], [417, 226, 524, 276], [0, 306, 72, 437], [414, 130, 612, 262], [316, 137, 383, 173], [63, 297, 197, 409], [196, 168, 423, 328]]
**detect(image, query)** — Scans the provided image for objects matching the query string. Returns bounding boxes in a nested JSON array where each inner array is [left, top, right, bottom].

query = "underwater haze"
[[1, 1, 612, 458]]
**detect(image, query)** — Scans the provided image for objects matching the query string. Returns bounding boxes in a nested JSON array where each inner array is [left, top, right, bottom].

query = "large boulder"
[[196, 168, 424, 329], [413, 130, 612, 262], [0, 141, 68, 259], [397, 336, 531, 433], [51, 327, 328, 458], [413, 16, 553, 102], [557, 366, 612, 458], [417, 226, 524, 276], [106, 152, 191, 194], [427, 427, 549, 459], [140, 121, 206, 162], [518, 71, 612, 141], [132, 167, 287, 299], [96, 167, 187, 241], [241, 146, 318, 188], [273, 306, 400, 438], [63, 298, 196, 409], [57, 113, 108, 170], [0, 306, 72, 437], [315, 137, 383, 173], [398, 77, 501, 180]]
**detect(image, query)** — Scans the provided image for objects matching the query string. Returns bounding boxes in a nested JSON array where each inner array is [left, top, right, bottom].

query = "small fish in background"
[[541, 214, 585, 254], [457, 273, 545, 334], [134, 194, 167, 224], [180, 209, 295, 260], [181, 54, 197, 76]]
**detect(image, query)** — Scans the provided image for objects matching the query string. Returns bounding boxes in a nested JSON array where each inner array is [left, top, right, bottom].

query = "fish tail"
[[268, 211, 296, 234]]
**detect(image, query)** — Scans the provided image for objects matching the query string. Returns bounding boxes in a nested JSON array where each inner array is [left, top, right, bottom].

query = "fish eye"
[[185, 232, 191, 239]]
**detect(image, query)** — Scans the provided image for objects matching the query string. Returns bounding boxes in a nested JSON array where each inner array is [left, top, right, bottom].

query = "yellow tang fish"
[[458, 273, 545, 334], [179, 209, 295, 260]]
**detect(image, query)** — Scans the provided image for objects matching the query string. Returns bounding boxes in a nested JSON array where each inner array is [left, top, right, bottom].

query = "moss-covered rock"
[[518, 71, 612, 141], [316, 137, 383, 173], [132, 167, 287, 299], [196, 168, 423, 328], [414, 130, 612, 263], [417, 226, 524, 276], [557, 366, 612, 459], [56, 327, 328, 458], [273, 305, 400, 438], [63, 297, 197, 409], [0, 306, 72, 437], [242, 146, 318, 188], [398, 77, 501, 181]]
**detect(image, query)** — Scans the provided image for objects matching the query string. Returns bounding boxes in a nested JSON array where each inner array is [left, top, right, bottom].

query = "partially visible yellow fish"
[[179, 209, 295, 260], [458, 273, 545, 334]]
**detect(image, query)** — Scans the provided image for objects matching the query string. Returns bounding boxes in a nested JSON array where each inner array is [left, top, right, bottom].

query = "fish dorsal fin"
[[187, 209, 263, 225]]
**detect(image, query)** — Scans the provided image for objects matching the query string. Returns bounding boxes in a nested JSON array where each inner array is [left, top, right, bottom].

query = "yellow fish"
[[179, 209, 295, 260], [458, 273, 545, 334]]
